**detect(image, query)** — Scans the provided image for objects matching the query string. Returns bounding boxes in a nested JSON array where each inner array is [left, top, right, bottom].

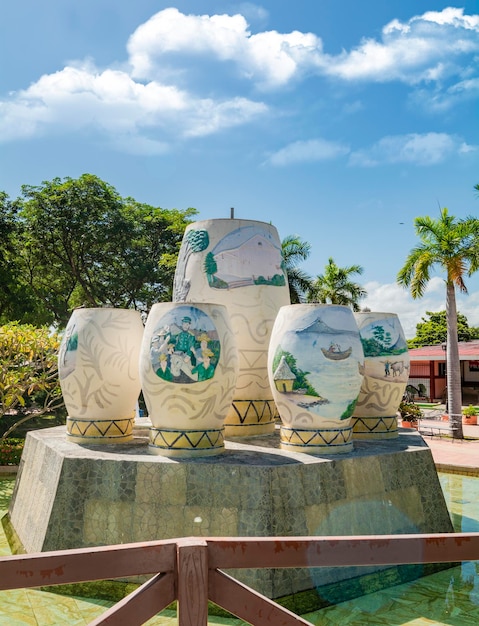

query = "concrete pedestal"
[[4, 424, 453, 607]]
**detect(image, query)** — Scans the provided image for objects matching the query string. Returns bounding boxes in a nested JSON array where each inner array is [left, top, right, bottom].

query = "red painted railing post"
[[177, 538, 208, 626]]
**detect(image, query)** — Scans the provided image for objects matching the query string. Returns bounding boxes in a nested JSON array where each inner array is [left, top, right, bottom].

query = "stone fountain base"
[[3, 423, 453, 610]]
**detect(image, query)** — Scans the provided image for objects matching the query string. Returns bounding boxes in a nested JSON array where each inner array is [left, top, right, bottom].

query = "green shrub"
[[0, 438, 23, 465], [398, 401, 422, 422], [0, 322, 64, 438]]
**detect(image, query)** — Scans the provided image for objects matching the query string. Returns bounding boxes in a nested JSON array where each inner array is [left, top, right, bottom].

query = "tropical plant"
[[308, 257, 366, 311], [398, 401, 422, 423], [281, 235, 313, 304], [0, 323, 64, 438], [463, 404, 478, 417], [397, 207, 479, 439]]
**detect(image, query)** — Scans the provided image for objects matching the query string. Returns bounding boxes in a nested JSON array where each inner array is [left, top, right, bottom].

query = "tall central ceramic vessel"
[[268, 304, 364, 454], [173, 218, 291, 437]]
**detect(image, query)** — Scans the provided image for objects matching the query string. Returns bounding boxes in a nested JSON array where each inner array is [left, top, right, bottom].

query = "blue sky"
[[1, 1, 478, 337]]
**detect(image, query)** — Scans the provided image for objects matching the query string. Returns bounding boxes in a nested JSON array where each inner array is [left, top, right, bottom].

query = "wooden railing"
[[1, 533, 479, 625]]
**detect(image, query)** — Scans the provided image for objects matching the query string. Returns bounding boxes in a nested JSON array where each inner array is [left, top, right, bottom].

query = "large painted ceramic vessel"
[[173, 218, 290, 437], [58, 308, 143, 444], [268, 304, 364, 454], [139, 302, 238, 457], [352, 311, 410, 439]]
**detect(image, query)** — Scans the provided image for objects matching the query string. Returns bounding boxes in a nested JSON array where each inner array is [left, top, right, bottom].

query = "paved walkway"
[[425, 435, 479, 475], [409, 405, 479, 475]]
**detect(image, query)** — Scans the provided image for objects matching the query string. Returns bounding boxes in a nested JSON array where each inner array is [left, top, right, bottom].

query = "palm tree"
[[308, 257, 366, 311], [281, 235, 313, 304], [397, 207, 479, 439]]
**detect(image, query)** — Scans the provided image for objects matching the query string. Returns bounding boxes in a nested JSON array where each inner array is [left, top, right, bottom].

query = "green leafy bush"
[[0, 438, 23, 465], [398, 401, 422, 422], [0, 322, 64, 438]]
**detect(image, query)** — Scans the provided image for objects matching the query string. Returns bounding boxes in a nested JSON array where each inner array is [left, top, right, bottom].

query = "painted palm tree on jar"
[[397, 207, 479, 439], [308, 257, 367, 312]]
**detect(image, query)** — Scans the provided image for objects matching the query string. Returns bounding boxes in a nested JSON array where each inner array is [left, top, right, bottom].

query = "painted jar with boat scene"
[[268, 304, 364, 454]]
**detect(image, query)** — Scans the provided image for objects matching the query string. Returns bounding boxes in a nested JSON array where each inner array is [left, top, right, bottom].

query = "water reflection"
[[306, 472, 479, 625], [440, 472, 479, 611], [440, 473, 479, 533]]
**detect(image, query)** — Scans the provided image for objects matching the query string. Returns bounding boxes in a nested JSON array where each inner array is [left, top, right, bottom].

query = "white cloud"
[[127, 9, 250, 79], [349, 132, 475, 167], [412, 77, 479, 112], [266, 138, 349, 166], [423, 276, 445, 295], [110, 135, 170, 156], [0, 62, 267, 150], [1, 6, 477, 152], [458, 291, 479, 329], [326, 7, 479, 84], [413, 7, 479, 30], [236, 3, 269, 23], [126, 7, 479, 90], [181, 97, 268, 137], [363, 280, 447, 338], [265, 133, 479, 167], [127, 7, 324, 90]]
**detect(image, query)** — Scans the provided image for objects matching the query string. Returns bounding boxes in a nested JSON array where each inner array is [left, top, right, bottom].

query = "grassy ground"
[[416, 402, 443, 408]]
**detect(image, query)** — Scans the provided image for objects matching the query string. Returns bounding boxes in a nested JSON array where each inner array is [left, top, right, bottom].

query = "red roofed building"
[[408, 341, 479, 403]]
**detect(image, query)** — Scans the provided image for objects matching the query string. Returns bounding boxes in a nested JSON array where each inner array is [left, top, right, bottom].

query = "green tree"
[[308, 257, 366, 311], [408, 310, 479, 348], [16, 174, 196, 326], [281, 235, 313, 304], [0, 323, 64, 438], [397, 207, 479, 439], [0, 193, 44, 324]]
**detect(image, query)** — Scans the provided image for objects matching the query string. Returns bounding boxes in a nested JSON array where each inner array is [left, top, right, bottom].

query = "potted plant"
[[398, 401, 422, 429], [462, 404, 478, 426]]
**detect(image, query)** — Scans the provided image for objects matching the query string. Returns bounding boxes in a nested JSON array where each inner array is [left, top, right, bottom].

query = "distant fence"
[[1, 533, 479, 625]]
